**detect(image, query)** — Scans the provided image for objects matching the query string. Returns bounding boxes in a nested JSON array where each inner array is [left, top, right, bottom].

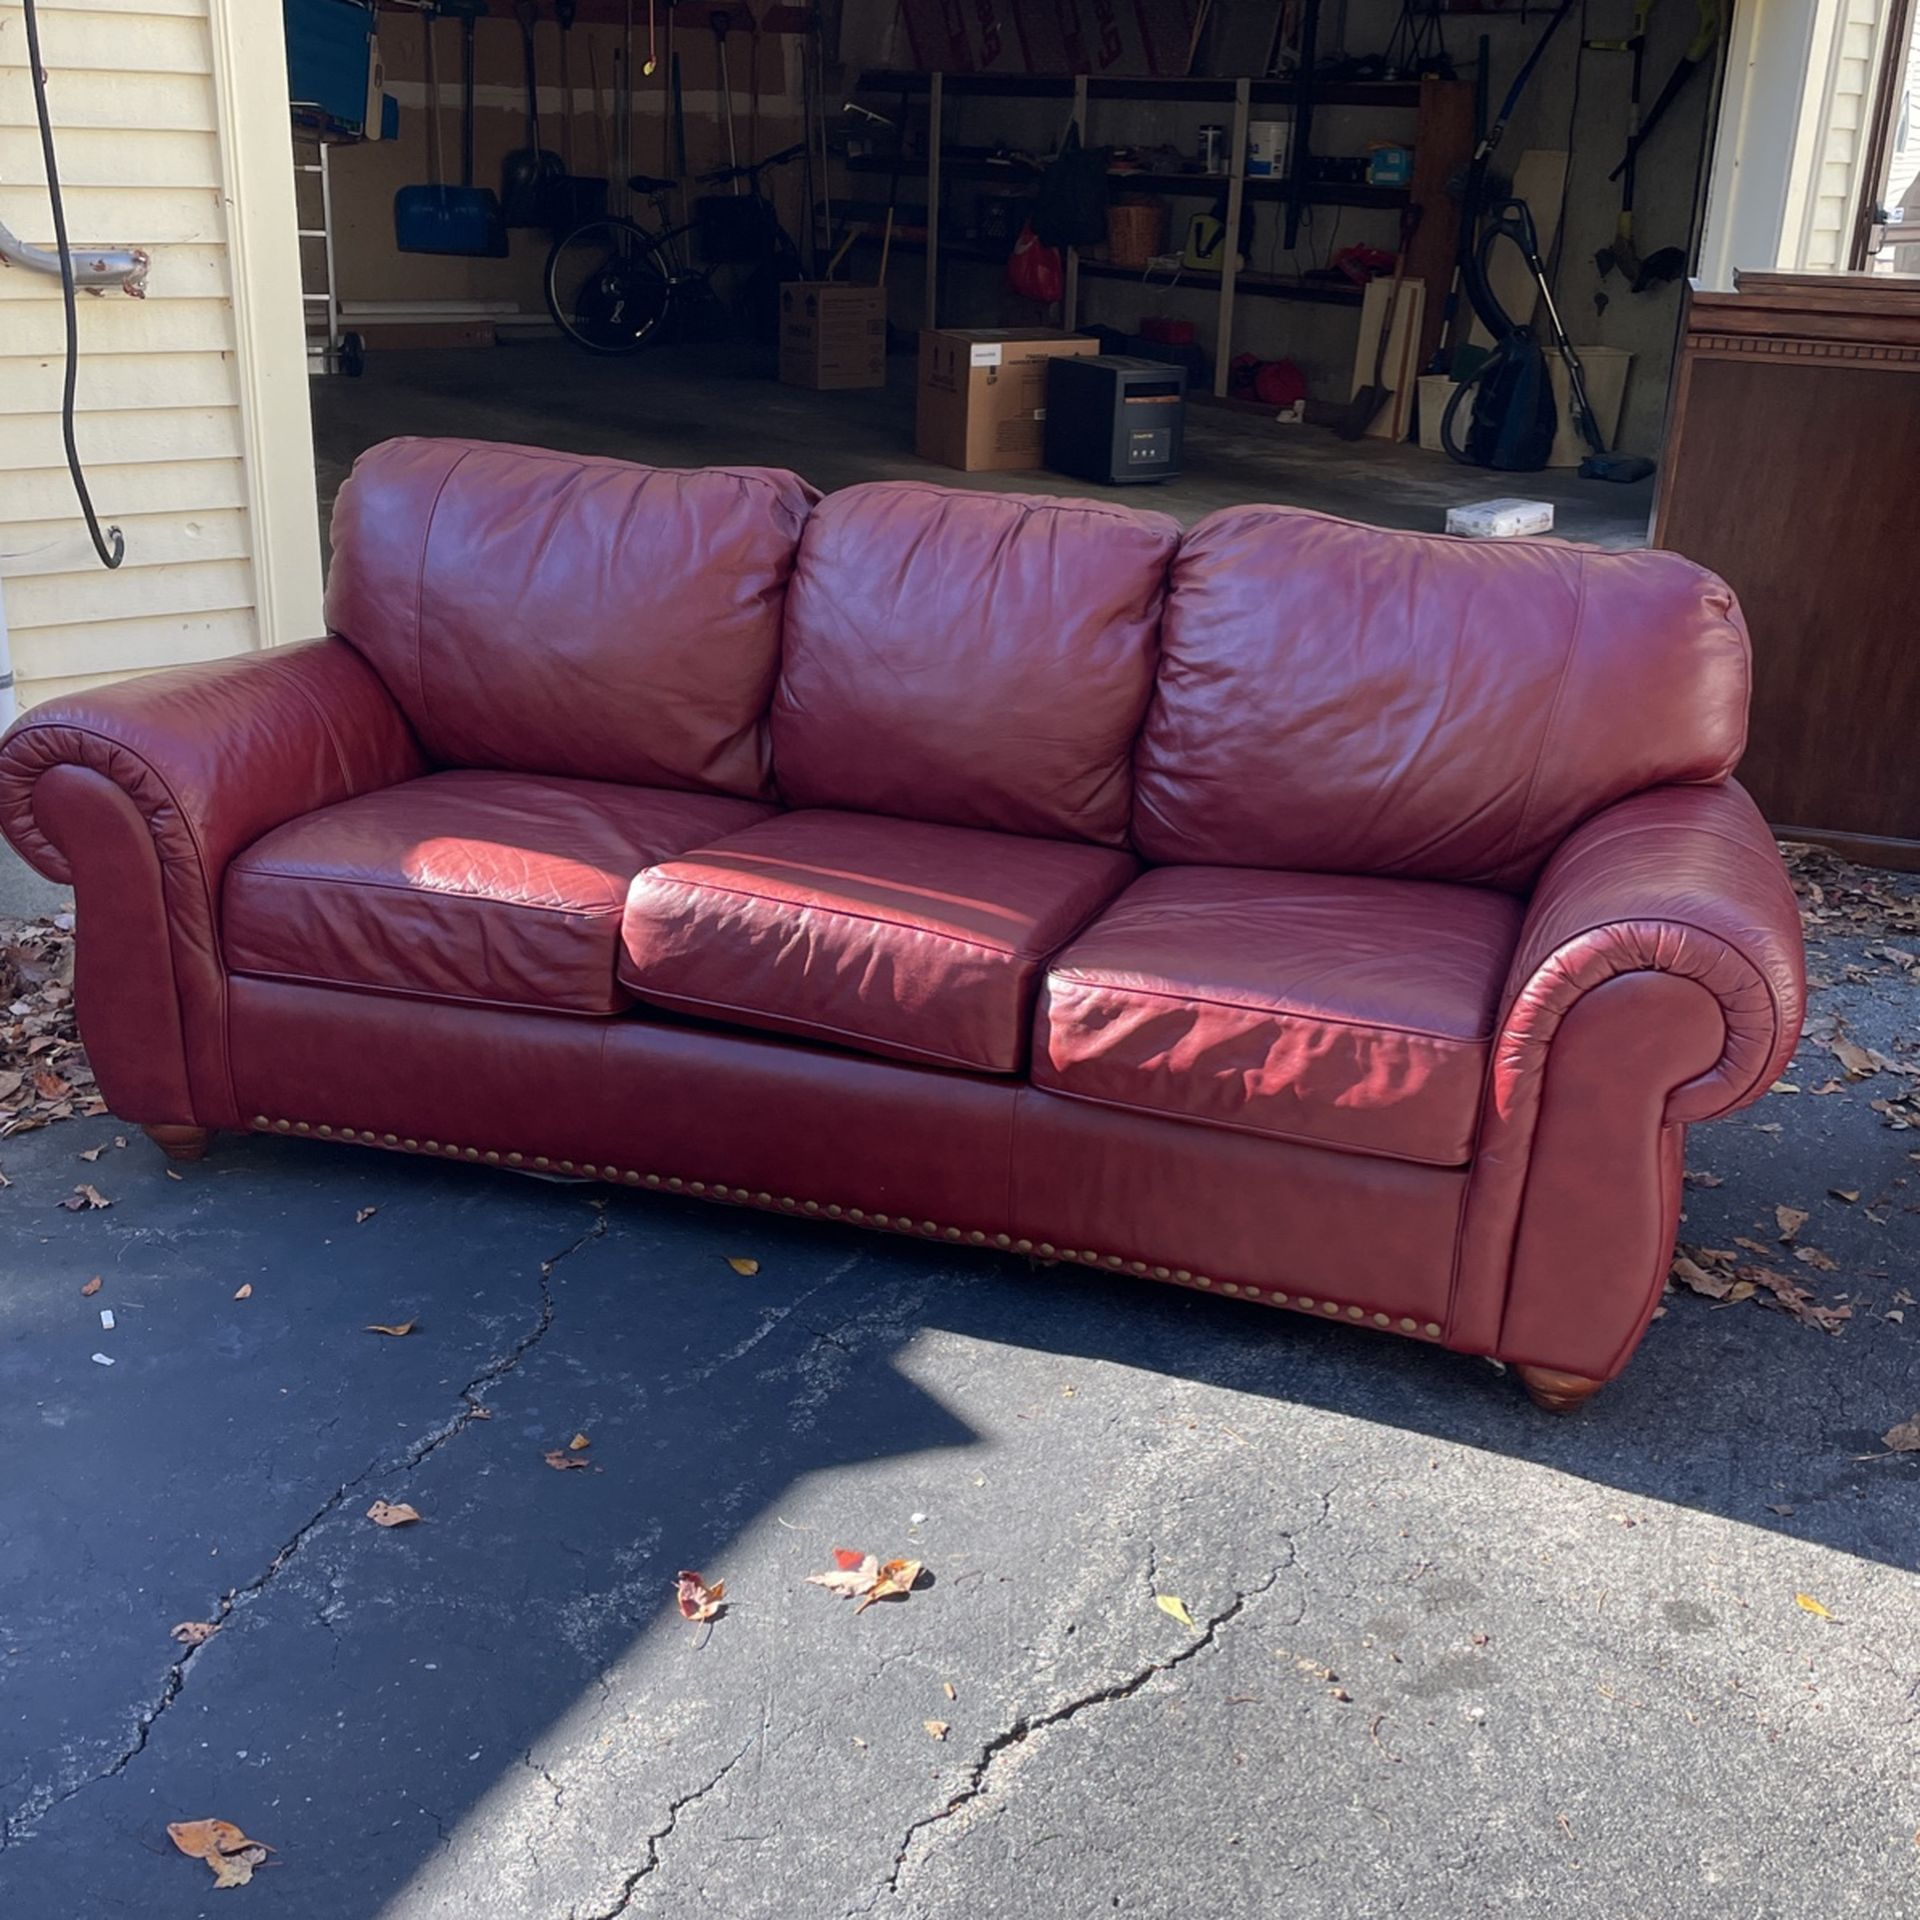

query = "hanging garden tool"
[[550, 0, 609, 224], [395, 1, 508, 256], [1587, 0, 1651, 293], [501, 0, 568, 227]]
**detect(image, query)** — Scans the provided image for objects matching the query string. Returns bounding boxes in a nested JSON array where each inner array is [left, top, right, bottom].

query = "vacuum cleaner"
[[1436, 0, 1655, 483], [1441, 198, 1655, 483]]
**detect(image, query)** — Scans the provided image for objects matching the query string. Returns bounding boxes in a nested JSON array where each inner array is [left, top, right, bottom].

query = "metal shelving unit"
[[849, 64, 1472, 397]]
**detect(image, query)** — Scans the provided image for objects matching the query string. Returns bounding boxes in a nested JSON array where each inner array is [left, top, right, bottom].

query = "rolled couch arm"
[[1455, 780, 1806, 1375], [0, 640, 423, 1128], [1498, 779, 1805, 1125]]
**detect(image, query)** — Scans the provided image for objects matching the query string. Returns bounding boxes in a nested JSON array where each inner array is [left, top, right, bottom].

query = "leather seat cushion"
[[225, 771, 775, 1015], [1035, 866, 1526, 1165], [621, 809, 1138, 1074]]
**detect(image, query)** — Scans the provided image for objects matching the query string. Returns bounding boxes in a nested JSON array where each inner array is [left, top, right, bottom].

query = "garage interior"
[[290, 0, 1729, 548]]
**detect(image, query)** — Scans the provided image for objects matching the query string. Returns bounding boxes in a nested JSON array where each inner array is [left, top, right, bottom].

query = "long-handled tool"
[[395, 2, 508, 256], [1589, 0, 1649, 291], [501, 0, 567, 226], [1336, 206, 1421, 439], [551, 0, 609, 225]]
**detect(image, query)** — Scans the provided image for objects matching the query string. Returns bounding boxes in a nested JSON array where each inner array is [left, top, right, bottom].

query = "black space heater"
[[1043, 355, 1186, 485]]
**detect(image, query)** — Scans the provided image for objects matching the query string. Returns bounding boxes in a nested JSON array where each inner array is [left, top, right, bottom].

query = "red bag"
[[1006, 223, 1064, 304]]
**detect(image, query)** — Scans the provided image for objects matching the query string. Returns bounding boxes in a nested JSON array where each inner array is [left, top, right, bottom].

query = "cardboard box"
[[916, 328, 1102, 472], [780, 283, 887, 391]]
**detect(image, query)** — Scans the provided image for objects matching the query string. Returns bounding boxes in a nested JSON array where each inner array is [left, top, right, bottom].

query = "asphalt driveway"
[[0, 850, 1916, 1919]]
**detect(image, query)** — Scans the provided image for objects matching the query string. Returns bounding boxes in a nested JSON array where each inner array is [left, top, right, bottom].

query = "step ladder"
[[292, 109, 364, 377]]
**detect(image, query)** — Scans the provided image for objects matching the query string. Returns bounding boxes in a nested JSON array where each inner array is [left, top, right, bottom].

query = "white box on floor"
[[1445, 498, 1555, 539]]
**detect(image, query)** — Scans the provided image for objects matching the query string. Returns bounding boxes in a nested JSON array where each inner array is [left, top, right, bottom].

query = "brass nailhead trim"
[[253, 1116, 1439, 1343]]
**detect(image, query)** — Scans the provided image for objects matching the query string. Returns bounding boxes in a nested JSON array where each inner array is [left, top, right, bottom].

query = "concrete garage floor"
[[1, 860, 1917, 1917], [309, 340, 1655, 548]]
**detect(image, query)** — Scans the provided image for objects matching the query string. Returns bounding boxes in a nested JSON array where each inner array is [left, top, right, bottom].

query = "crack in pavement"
[[574, 1735, 757, 1920], [860, 1496, 1333, 1911], [0, 1211, 607, 1851]]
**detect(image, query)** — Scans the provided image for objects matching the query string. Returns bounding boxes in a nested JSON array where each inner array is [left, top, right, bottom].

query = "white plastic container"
[[1246, 119, 1293, 176]]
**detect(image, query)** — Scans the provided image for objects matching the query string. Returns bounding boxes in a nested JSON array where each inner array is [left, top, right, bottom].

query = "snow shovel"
[[394, 5, 508, 257], [501, 0, 567, 227]]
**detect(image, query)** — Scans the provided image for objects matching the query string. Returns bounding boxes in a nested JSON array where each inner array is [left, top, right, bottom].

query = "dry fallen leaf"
[[543, 1448, 589, 1471], [80, 1276, 101, 1297], [726, 1256, 760, 1276], [166, 1817, 271, 1888], [924, 1719, 949, 1740], [60, 1183, 110, 1212], [1793, 1246, 1839, 1272], [367, 1500, 421, 1527], [860, 1559, 923, 1613], [675, 1570, 726, 1621], [1775, 1205, 1809, 1242], [568, 1432, 590, 1451], [1794, 1593, 1834, 1620], [170, 1621, 220, 1648], [1829, 1189, 1861, 1204], [1882, 1414, 1920, 1454], [78, 1145, 104, 1163], [365, 1321, 415, 1337], [807, 1548, 926, 1612], [1156, 1594, 1197, 1629], [233, 1283, 253, 1301], [355, 1206, 378, 1225]]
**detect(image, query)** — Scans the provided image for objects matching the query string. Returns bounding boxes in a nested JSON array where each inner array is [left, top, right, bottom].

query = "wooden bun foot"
[[1516, 1364, 1606, 1413], [144, 1124, 211, 1164]]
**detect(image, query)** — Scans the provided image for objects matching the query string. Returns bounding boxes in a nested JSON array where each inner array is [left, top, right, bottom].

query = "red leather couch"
[[0, 438, 1806, 1409]]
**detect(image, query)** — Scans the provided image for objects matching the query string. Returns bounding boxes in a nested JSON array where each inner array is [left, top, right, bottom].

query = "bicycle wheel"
[[545, 216, 672, 355]]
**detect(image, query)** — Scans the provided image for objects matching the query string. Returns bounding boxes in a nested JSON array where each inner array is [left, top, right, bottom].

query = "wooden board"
[[1349, 277, 1426, 441]]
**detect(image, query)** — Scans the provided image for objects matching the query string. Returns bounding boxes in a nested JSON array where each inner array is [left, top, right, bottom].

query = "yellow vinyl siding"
[[0, 0, 319, 712]]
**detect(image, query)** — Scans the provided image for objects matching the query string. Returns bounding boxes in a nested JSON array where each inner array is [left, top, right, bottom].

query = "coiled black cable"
[[21, 0, 125, 570]]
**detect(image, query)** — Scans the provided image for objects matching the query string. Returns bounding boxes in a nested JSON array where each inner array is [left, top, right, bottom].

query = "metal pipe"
[[0, 216, 148, 295], [0, 580, 14, 730]]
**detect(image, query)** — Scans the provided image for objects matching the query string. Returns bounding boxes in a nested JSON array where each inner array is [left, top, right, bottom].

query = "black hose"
[[21, 0, 125, 571]]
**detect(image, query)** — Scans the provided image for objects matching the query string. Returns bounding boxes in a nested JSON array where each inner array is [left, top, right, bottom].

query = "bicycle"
[[545, 141, 807, 356]]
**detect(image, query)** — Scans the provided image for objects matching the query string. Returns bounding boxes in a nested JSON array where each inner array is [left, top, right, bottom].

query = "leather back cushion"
[[773, 482, 1180, 845], [325, 438, 818, 800], [1135, 507, 1751, 890]]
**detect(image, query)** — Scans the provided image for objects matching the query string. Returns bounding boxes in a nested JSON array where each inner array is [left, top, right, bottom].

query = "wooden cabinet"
[[1654, 271, 1920, 866]]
